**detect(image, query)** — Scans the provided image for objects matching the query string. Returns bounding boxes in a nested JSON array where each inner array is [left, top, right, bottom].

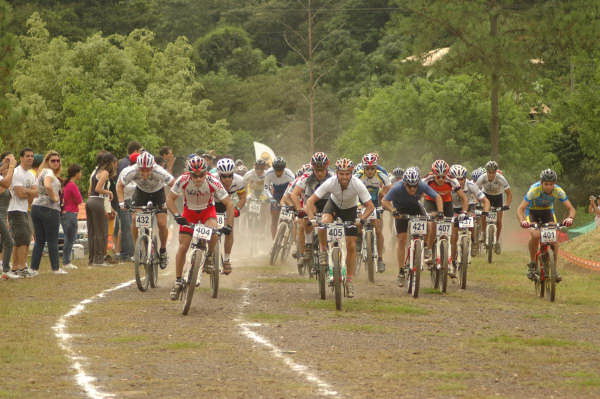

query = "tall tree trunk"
[[307, 0, 315, 154], [489, 7, 500, 160]]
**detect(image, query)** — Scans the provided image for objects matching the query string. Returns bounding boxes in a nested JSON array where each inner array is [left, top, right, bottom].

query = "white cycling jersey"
[[243, 169, 267, 194], [264, 168, 295, 199], [119, 164, 173, 193], [452, 180, 485, 207], [171, 172, 228, 211], [217, 173, 246, 196], [476, 173, 510, 196], [314, 175, 371, 210], [296, 170, 333, 199]]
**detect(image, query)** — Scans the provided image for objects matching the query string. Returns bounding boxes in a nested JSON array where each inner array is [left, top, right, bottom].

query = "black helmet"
[[272, 156, 286, 171], [485, 160, 499, 172], [392, 167, 404, 178]]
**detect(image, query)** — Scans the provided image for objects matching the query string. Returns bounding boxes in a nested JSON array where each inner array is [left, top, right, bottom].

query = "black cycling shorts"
[[485, 193, 503, 208], [424, 199, 453, 217], [132, 187, 166, 213], [394, 205, 425, 234], [322, 199, 358, 237], [527, 209, 555, 225]]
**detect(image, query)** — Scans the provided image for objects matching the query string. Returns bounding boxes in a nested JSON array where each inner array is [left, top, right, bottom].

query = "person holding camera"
[[589, 195, 600, 228]]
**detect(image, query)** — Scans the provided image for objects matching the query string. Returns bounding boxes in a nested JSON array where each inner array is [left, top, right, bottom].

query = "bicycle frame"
[[455, 216, 473, 266], [133, 203, 159, 265]]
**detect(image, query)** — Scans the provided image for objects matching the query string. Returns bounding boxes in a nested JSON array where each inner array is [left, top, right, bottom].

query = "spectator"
[[7, 148, 37, 278], [31, 153, 43, 176], [118, 141, 142, 177], [0, 152, 17, 279], [115, 153, 138, 262], [87, 152, 115, 266], [589, 195, 600, 228], [106, 154, 119, 263], [61, 164, 83, 270], [30, 150, 66, 274]]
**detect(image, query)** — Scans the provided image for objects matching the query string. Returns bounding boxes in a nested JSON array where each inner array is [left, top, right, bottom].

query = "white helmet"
[[217, 158, 236, 175]]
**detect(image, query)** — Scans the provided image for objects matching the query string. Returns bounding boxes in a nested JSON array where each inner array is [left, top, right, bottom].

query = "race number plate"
[[475, 209, 482, 216], [436, 221, 452, 237], [193, 225, 213, 241], [540, 227, 557, 244], [459, 217, 474, 229], [409, 220, 427, 236], [280, 208, 293, 221], [135, 213, 151, 228], [327, 225, 345, 242], [216, 213, 225, 229], [487, 212, 497, 223], [249, 201, 261, 214]]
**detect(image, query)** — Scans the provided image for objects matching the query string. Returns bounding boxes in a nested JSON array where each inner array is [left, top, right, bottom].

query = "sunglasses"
[[191, 172, 206, 179], [49, 159, 61, 164], [220, 173, 234, 179], [365, 167, 377, 171]]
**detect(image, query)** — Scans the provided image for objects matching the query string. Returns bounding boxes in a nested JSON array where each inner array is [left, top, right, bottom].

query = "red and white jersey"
[[422, 173, 461, 202], [171, 172, 228, 211]]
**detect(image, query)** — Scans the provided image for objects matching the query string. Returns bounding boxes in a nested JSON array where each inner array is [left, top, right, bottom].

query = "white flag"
[[253, 142, 276, 166]]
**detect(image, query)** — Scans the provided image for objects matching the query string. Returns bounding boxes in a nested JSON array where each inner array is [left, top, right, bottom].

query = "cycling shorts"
[[179, 206, 217, 235], [485, 193, 503, 208], [526, 209, 555, 225], [133, 188, 167, 213], [424, 199, 453, 217], [322, 199, 358, 237], [394, 205, 425, 234]]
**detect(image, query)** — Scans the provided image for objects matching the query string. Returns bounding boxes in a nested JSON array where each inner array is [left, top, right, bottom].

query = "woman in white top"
[[30, 150, 66, 274], [589, 195, 600, 227]]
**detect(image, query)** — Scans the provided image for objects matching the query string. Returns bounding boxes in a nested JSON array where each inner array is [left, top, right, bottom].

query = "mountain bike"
[[304, 214, 325, 297], [356, 207, 381, 283], [484, 207, 502, 263], [455, 215, 473, 289], [246, 196, 264, 253], [269, 205, 296, 266], [530, 222, 563, 302], [132, 202, 160, 292], [395, 213, 429, 299], [471, 207, 484, 257], [319, 219, 355, 310], [178, 222, 223, 315], [430, 217, 453, 293]]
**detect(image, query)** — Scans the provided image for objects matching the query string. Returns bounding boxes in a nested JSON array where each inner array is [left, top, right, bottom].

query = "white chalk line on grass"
[[52, 280, 135, 399], [236, 285, 340, 398]]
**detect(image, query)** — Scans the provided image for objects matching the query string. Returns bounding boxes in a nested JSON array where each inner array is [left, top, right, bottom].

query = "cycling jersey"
[[119, 164, 173, 193], [524, 181, 568, 211], [313, 175, 371, 210], [354, 169, 391, 206], [296, 170, 333, 199], [243, 169, 267, 196], [171, 172, 228, 211], [355, 164, 389, 176], [452, 180, 485, 207], [384, 180, 438, 212], [422, 174, 461, 202], [476, 173, 510, 195], [217, 173, 246, 196], [264, 168, 295, 201]]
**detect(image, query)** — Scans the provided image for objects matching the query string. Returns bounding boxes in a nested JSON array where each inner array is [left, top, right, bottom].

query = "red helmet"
[[186, 155, 208, 173], [137, 152, 155, 169], [431, 159, 449, 177], [335, 158, 354, 171], [362, 153, 377, 166]]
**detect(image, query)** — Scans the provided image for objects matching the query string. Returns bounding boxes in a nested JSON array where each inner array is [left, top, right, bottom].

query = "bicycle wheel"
[[471, 221, 480, 257], [546, 251, 556, 302], [535, 254, 546, 298], [332, 247, 342, 310], [211, 239, 221, 299], [269, 222, 286, 266], [458, 236, 469, 290], [486, 226, 494, 264], [149, 237, 159, 288], [182, 250, 204, 315], [410, 240, 422, 298], [366, 230, 375, 283], [439, 240, 449, 293], [281, 222, 293, 261], [430, 245, 440, 289], [318, 258, 327, 300], [134, 235, 150, 292]]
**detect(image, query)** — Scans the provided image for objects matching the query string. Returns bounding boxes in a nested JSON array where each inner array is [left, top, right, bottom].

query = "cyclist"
[[215, 158, 247, 273], [234, 159, 248, 177], [264, 156, 294, 238], [449, 164, 490, 275], [243, 159, 268, 199], [354, 153, 392, 272], [475, 160, 512, 254], [382, 167, 443, 286], [422, 160, 468, 259], [166, 156, 234, 300], [117, 152, 174, 269], [305, 158, 374, 298], [391, 167, 404, 184], [291, 152, 332, 271], [517, 169, 575, 281]]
